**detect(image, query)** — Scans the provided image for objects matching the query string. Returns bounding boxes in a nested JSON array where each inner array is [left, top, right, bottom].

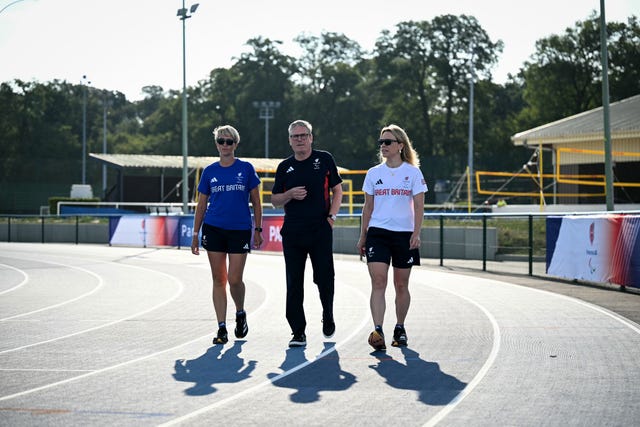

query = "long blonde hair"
[[378, 124, 420, 167]]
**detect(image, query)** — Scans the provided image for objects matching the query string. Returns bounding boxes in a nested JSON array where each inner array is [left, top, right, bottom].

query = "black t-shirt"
[[272, 149, 342, 231]]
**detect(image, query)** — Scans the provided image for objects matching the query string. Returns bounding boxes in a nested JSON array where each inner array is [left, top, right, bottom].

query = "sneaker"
[[391, 326, 408, 347], [235, 311, 248, 338], [322, 318, 335, 338], [368, 330, 386, 351], [289, 332, 306, 347], [213, 327, 228, 344]]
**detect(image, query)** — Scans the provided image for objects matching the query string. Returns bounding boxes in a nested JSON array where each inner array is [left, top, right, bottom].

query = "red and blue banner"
[[109, 215, 185, 247], [108, 215, 285, 251], [546, 214, 640, 288]]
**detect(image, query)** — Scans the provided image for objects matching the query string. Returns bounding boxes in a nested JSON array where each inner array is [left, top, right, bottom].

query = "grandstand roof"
[[511, 94, 640, 146], [90, 154, 287, 172]]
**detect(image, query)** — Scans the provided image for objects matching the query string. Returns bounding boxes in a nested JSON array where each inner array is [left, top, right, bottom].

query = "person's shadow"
[[173, 341, 257, 396], [369, 346, 466, 405], [267, 343, 357, 403]]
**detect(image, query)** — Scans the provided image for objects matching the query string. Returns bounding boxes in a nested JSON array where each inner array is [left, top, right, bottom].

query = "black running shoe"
[[213, 327, 228, 344], [322, 318, 335, 338], [368, 330, 386, 351], [289, 332, 306, 347], [235, 311, 248, 338], [391, 326, 408, 347]]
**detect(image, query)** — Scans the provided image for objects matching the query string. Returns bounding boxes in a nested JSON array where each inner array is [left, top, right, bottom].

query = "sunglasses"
[[216, 138, 235, 146], [378, 139, 397, 146]]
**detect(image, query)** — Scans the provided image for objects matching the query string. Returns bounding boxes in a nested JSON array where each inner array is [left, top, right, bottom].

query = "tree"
[[519, 12, 640, 126], [607, 15, 640, 99], [230, 37, 297, 159], [372, 17, 503, 178], [291, 32, 379, 167]]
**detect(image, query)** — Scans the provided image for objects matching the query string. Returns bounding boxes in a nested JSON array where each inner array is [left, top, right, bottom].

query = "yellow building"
[[511, 94, 640, 205]]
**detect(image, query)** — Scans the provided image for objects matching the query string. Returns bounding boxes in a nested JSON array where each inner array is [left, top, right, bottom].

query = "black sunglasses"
[[216, 138, 235, 146], [378, 139, 397, 146]]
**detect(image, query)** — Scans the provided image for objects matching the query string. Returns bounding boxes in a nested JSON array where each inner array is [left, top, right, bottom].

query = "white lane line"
[[0, 268, 272, 402], [422, 273, 640, 426], [423, 281, 501, 427], [158, 278, 371, 427], [0, 368, 94, 372], [0, 263, 29, 295], [0, 259, 104, 322], [0, 261, 183, 355], [500, 280, 640, 336]]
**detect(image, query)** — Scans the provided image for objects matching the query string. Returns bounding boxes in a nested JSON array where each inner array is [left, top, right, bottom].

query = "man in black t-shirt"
[[271, 119, 343, 347]]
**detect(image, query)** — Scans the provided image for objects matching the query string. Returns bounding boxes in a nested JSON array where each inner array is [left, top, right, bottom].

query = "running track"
[[1, 242, 639, 426]]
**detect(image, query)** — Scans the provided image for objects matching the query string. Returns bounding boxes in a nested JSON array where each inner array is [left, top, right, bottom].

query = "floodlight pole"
[[177, 1, 199, 214], [252, 101, 281, 158], [81, 75, 90, 185], [102, 91, 112, 199], [467, 50, 475, 211], [600, 0, 614, 211]]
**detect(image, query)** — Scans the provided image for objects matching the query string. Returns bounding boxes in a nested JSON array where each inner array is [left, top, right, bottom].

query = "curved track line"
[[422, 273, 640, 426], [0, 270, 273, 402], [0, 261, 182, 355], [0, 263, 29, 296], [0, 259, 104, 321], [158, 278, 371, 427], [422, 281, 501, 427], [499, 280, 640, 335]]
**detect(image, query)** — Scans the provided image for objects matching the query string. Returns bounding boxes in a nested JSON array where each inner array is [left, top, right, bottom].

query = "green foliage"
[[519, 12, 639, 128], [1, 12, 638, 213]]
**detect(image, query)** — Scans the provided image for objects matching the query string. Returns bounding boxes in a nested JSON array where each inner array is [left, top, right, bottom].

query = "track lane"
[[0, 243, 638, 426]]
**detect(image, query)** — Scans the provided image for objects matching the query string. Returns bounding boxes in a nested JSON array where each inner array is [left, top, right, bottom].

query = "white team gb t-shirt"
[[362, 162, 428, 232]]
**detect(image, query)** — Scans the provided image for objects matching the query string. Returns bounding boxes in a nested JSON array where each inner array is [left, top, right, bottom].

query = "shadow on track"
[[172, 341, 257, 396], [369, 347, 466, 405], [267, 343, 357, 403]]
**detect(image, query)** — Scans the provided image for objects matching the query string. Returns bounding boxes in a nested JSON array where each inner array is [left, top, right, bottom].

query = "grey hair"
[[288, 120, 312, 135]]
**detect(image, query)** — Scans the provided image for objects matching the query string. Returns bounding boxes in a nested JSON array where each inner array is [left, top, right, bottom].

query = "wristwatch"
[[328, 214, 337, 221], [254, 227, 263, 232]]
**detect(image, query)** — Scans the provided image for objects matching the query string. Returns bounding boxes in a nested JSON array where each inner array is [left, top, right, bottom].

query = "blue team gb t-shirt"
[[197, 159, 261, 230]]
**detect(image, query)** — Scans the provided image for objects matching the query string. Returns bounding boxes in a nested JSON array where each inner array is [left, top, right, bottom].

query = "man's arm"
[[271, 186, 307, 207]]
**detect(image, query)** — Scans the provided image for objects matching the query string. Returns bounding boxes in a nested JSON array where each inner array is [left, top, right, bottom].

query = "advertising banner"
[[109, 215, 285, 252], [546, 215, 640, 288], [109, 215, 180, 247]]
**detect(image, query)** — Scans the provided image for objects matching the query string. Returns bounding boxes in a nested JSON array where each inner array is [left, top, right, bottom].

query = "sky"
[[0, 0, 638, 101]]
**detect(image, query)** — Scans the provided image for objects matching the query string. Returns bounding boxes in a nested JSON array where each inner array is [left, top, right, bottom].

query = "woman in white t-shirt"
[[356, 124, 428, 351]]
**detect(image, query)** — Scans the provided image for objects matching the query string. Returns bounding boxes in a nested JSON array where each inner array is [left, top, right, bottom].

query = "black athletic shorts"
[[201, 223, 251, 254], [364, 226, 420, 268]]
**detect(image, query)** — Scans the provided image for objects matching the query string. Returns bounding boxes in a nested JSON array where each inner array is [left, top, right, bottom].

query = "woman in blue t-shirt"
[[191, 125, 263, 345]]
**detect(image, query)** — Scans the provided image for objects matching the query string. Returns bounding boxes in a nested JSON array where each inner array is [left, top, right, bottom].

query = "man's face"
[[288, 126, 313, 155]]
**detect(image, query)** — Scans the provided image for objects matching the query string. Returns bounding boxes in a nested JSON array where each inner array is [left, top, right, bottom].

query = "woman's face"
[[379, 130, 401, 159], [215, 132, 236, 155]]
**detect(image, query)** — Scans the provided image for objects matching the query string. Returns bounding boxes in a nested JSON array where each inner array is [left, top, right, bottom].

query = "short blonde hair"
[[213, 125, 240, 143]]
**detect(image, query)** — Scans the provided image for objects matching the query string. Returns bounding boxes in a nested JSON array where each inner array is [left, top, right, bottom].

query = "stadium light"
[[252, 101, 281, 158], [177, 1, 199, 214], [81, 75, 90, 185]]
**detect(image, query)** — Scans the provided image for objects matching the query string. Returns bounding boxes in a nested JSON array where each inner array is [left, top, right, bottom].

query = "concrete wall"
[[333, 226, 497, 260]]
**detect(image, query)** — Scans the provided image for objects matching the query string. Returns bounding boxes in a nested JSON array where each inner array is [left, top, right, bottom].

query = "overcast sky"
[[1, 0, 638, 101]]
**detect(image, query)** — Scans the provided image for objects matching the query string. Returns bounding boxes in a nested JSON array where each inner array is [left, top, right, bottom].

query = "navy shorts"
[[364, 226, 420, 268], [201, 224, 251, 254]]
